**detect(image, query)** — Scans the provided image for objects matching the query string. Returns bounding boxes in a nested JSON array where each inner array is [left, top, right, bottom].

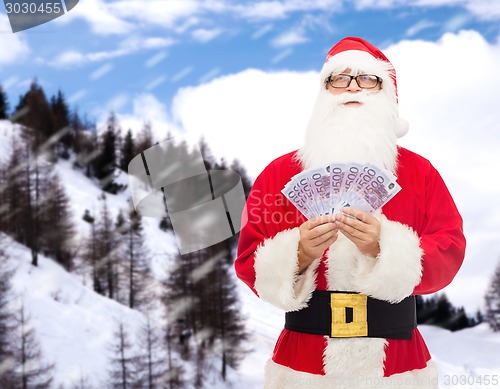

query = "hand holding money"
[[335, 207, 381, 257], [298, 215, 338, 273]]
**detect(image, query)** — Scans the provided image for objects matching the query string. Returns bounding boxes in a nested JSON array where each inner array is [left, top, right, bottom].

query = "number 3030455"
[[5, 2, 62, 14], [443, 375, 498, 386]]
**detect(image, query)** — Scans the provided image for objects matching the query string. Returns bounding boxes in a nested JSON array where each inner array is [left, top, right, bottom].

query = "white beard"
[[297, 88, 399, 173]]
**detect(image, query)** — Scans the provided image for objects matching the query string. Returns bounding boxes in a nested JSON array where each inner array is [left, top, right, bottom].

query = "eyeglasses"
[[326, 74, 382, 89]]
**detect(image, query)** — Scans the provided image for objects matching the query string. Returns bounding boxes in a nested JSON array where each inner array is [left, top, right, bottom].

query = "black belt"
[[285, 290, 416, 340]]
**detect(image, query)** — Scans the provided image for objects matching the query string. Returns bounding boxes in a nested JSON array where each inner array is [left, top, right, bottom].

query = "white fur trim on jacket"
[[352, 214, 423, 303], [264, 358, 438, 389], [254, 228, 320, 311], [323, 337, 387, 377]]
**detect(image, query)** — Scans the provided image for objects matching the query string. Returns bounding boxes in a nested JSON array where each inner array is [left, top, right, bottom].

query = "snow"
[[5, 234, 145, 388], [2, 119, 500, 388]]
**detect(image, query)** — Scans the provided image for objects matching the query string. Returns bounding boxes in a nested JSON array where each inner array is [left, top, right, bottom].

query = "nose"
[[345, 77, 361, 92]]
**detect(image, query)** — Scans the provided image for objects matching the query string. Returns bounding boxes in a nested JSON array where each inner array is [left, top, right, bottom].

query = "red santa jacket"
[[235, 147, 466, 377]]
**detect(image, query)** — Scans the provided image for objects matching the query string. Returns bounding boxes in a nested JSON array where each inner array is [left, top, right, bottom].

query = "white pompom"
[[396, 117, 409, 138]]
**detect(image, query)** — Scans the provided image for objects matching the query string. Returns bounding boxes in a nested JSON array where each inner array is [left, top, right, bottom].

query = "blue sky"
[[1, 0, 500, 120], [2, 1, 500, 310]]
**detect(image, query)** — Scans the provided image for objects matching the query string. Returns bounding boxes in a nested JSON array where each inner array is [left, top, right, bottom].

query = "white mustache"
[[328, 91, 373, 106], [335, 91, 372, 105]]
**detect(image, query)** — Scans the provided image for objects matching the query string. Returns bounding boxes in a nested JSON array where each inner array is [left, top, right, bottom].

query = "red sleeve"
[[234, 171, 270, 295], [413, 167, 466, 295], [234, 167, 280, 295], [234, 154, 304, 296]]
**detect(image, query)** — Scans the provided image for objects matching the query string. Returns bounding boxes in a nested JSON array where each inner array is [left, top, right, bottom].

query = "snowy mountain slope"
[[4, 234, 145, 388], [2, 118, 500, 388], [7, 231, 500, 389]]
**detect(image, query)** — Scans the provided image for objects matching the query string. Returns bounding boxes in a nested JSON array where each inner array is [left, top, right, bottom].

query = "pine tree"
[[417, 293, 476, 331], [0, 85, 9, 120], [0, 242, 17, 388], [11, 301, 55, 389], [106, 321, 139, 389], [230, 158, 253, 198], [69, 372, 94, 389], [434, 293, 455, 325], [40, 172, 75, 270], [119, 206, 153, 311], [199, 243, 248, 379], [69, 108, 84, 156], [485, 260, 500, 331], [50, 90, 72, 157], [120, 129, 135, 172], [163, 243, 248, 382], [0, 137, 25, 238], [13, 80, 56, 158], [135, 122, 154, 154], [95, 196, 121, 299], [50, 90, 70, 131], [71, 112, 97, 173], [165, 324, 186, 389], [74, 119, 98, 177], [161, 138, 249, 381], [135, 315, 172, 389], [83, 196, 121, 299], [82, 209, 104, 295], [93, 113, 121, 193], [1, 139, 48, 267]]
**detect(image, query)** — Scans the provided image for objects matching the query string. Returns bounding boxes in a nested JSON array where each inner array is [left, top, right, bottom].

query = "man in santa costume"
[[235, 37, 466, 388]]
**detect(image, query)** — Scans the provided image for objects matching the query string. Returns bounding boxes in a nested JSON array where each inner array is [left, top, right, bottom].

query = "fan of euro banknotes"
[[282, 162, 401, 219]]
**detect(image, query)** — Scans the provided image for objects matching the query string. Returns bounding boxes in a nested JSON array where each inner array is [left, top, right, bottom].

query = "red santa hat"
[[320, 37, 409, 138]]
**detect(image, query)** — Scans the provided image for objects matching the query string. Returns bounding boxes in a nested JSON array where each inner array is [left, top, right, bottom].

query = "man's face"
[[326, 68, 382, 108]]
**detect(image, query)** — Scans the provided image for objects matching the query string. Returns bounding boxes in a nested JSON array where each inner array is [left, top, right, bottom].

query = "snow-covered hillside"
[[2, 119, 500, 388], [5, 234, 145, 387]]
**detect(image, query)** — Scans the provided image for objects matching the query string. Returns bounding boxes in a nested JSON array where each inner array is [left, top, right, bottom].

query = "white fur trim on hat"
[[254, 228, 320, 311]]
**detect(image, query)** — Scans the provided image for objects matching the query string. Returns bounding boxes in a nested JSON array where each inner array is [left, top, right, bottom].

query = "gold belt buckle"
[[330, 293, 368, 337]]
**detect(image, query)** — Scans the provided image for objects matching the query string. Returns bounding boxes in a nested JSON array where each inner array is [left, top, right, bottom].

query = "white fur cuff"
[[254, 228, 319, 311], [352, 215, 423, 303]]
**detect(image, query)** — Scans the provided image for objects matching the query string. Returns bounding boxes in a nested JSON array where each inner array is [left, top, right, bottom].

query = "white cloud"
[[405, 19, 436, 37], [191, 28, 223, 43], [89, 63, 114, 80], [165, 31, 500, 312], [171, 69, 318, 179], [252, 24, 274, 39], [171, 66, 194, 83], [47, 0, 500, 43], [55, 0, 134, 35], [0, 15, 30, 64], [231, 0, 343, 20], [115, 94, 181, 141], [51, 50, 85, 67], [463, 0, 500, 20], [355, 0, 500, 21], [144, 51, 169, 68], [50, 36, 175, 67], [53, 0, 204, 34], [58, 0, 346, 35], [442, 13, 470, 32], [271, 28, 309, 47], [383, 30, 500, 309], [271, 48, 294, 64], [113, 0, 200, 27]]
